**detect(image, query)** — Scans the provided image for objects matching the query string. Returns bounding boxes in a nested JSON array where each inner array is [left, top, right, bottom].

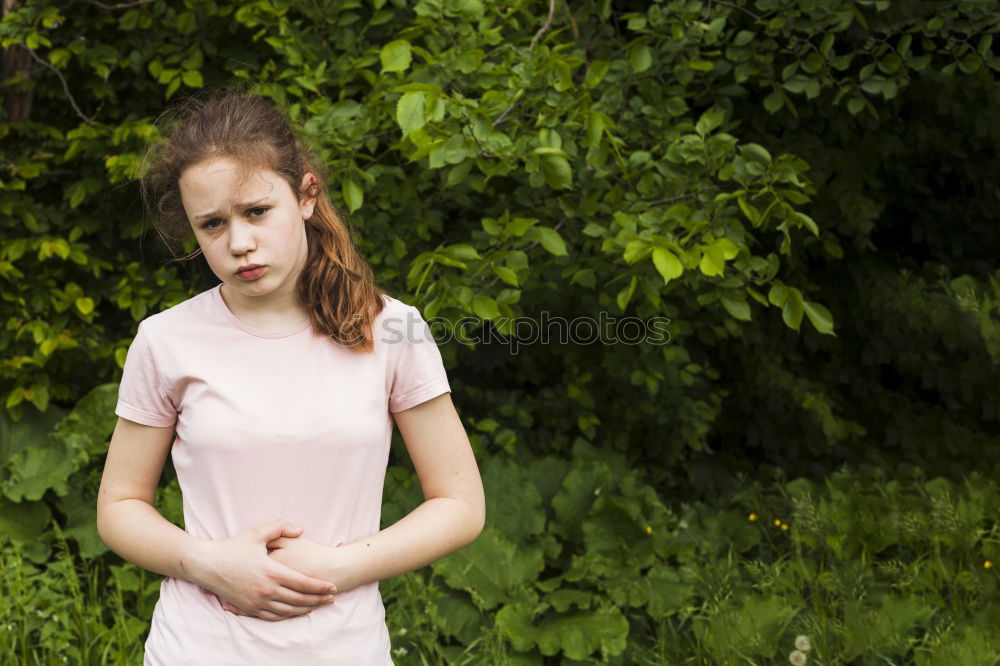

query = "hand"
[[265, 533, 335, 584], [194, 519, 336, 622], [222, 533, 340, 617]]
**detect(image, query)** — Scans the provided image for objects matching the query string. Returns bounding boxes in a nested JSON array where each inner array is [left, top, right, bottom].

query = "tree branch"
[[530, 0, 557, 50], [24, 48, 95, 124], [79, 0, 156, 9]]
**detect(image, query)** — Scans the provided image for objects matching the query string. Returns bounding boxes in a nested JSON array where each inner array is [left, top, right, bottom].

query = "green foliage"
[[1, 0, 998, 662]]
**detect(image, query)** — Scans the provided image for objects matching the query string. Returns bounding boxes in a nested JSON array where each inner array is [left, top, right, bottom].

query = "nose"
[[227, 216, 256, 256]]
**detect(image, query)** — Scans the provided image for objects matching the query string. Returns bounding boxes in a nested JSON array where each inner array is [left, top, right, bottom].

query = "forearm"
[[331, 497, 483, 592], [97, 499, 208, 587]]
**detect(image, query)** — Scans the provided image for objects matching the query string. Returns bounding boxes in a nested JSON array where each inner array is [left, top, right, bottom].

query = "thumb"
[[259, 519, 302, 542]]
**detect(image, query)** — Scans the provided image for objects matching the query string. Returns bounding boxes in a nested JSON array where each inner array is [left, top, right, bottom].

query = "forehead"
[[179, 157, 284, 205]]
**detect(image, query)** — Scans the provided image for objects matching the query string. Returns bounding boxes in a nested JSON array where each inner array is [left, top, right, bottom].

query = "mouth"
[[236, 265, 266, 280]]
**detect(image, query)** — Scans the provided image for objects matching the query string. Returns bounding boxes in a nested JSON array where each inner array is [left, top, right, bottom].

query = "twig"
[[560, 0, 579, 40], [530, 0, 558, 49], [481, 218, 569, 289], [706, 0, 765, 22], [492, 96, 521, 128], [644, 190, 706, 207], [24, 48, 96, 125], [80, 0, 156, 9]]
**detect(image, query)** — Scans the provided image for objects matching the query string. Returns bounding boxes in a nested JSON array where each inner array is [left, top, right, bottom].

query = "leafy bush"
[[1, 0, 998, 662]]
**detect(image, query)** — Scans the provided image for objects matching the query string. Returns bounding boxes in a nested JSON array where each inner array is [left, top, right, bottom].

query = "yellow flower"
[[774, 518, 782, 526], [749, 513, 757, 521], [985, 561, 993, 569], [645, 526, 653, 534], [781, 523, 789, 531]]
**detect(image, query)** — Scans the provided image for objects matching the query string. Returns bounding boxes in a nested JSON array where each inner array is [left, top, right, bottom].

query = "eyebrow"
[[194, 199, 272, 222]]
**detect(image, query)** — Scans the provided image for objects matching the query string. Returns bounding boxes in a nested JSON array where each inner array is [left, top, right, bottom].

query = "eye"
[[202, 218, 223, 230], [248, 206, 269, 218]]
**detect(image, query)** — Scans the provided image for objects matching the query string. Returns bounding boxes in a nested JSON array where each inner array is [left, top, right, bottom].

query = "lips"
[[237, 264, 263, 274]]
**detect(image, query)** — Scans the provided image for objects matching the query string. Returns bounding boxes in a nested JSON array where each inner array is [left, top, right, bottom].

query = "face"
[[179, 156, 317, 302]]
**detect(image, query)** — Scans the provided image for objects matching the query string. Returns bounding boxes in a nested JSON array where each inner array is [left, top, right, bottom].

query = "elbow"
[[465, 490, 486, 545]]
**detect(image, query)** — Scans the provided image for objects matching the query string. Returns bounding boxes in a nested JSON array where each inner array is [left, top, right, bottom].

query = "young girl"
[[96, 87, 485, 665]]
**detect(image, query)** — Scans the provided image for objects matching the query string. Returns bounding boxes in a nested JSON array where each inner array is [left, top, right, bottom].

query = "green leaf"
[[165, 75, 181, 99], [623, 240, 648, 264], [763, 89, 784, 113], [396, 91, 426, 136], [741, 143, 772, 165], [537, 227, 568, 256], [432, 593, 485, 643], [795, 211, 819, 236], [803, 299, 835, 335], [472, 295, 501, 320], [698, 245, 724, 277], [342, 177, 363, 213], [781, 288, 805, 330], [539, 154, 573, 190], [651, 247, 683, 285], [433, 528, 544, 610], [584, 60, 609, 88], [75, 297, 94, 315], [380, 39, 412, 73], [446, 244, 480, 261], [493, 265, 519, 287], [616, 276, 637, 311], [646, 565, 697, 618], [182, 70, 203, 87], [497, 602, 629, 660], [7, 438, 75, 501], [721, 296, 752, 321], [695, 108, 724, 137], [629, 43, 652, 73], [768, 283, 788, 306], [737, 194, 761, 225]]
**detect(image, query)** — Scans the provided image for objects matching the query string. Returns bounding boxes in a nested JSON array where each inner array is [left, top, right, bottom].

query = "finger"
[[271, 562, 337, 596], [264, 600, 322, 620], [279, 590, 336, 608], [258, 520, 303, 543]]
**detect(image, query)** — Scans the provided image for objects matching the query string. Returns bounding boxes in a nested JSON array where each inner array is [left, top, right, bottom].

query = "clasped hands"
[[196, 520, 351, 622]]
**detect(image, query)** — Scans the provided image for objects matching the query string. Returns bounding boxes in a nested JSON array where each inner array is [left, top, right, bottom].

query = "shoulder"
[[377, 292, 418, 316], [374, 293, 423, 330], [373, 293, 432, 350], [135, 286, 217, 339]]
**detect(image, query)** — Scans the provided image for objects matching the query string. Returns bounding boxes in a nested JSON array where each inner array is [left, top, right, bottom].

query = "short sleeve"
[[388, 306, 451, 413], [115, 323, 178, 427]]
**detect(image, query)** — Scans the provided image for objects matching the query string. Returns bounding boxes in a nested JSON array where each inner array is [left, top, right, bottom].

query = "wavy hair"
[[137, 83, 385, 352]]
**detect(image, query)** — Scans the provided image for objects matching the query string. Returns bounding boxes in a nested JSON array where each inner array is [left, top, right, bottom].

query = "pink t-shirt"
[[115, 283, 451, 665]]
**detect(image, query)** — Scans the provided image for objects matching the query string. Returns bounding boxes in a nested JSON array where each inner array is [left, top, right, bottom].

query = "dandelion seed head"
[[789, 649, 807, 665], [794, 634, 811, 651]]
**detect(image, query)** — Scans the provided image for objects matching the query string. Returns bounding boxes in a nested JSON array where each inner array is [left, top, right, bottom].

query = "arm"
[[322, 392, 485, 593], [96, 416, 206, 584], [99, 416, 336, 621]]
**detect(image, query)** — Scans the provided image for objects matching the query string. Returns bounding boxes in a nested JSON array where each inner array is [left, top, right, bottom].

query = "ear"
[[299, 172, 318, 220]]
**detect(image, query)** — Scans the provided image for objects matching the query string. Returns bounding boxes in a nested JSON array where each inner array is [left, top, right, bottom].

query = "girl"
[[96, 86, 485, 665]]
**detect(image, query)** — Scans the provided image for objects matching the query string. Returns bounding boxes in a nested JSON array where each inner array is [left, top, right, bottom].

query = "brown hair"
[[137, 83, 385, 352]]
